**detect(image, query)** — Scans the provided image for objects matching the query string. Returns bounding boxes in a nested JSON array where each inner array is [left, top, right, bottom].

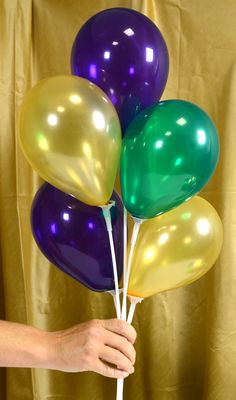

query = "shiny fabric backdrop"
[[0, 0, 235, 399]]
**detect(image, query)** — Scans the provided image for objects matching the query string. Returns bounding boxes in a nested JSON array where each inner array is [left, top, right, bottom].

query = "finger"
[[104, 330, 136, 364], [93, 360, 130, 379], [101, 319, 137, 344], [100, 346, 135, 374]]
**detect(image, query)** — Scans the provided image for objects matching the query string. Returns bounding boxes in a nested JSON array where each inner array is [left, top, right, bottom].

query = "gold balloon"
[[128, 197, 223, 298], [18, 76, 121, 205]]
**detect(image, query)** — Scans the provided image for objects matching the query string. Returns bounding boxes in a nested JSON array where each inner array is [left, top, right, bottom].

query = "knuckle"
[[118, 321, 137, 343], [109, 367, 117, 378], [87, 321, 102, 341], [91, 318, 100, 326], [103, 366, 114, 378], [117, 319, 127, 334], [125, 341, 136, 360], [131, 347, 136, 364], [121, 337, 131, 352], [89, 327, 101, 340], [119, 335, 127, 347], [114, 352, 123, 365], [83, 346, 93, 358], [90, 319, 101, 330], [81, 347, 93, 367], [119, 337, 136, 364], [129, 326, 137, 343]]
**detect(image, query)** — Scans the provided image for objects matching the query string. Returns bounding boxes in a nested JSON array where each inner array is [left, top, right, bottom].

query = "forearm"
[[0, 320, 53, 369]]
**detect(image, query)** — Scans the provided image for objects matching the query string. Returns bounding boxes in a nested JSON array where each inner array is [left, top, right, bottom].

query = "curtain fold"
[[0, 0, 235, 399]]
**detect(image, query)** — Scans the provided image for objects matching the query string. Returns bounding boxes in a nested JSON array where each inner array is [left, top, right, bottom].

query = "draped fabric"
[[0, 0, 235, 399]]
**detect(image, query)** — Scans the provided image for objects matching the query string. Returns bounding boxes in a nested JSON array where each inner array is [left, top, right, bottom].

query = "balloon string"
[[127, 296, 143, 324], [107, 290, 122, 317], [116, 207, 128, 400], [116, 378, 124, 400], [127, 301, 137, 325], [116, 297, 143, 400], [102, 203, 121, 319], [123, 207, 128, 288], [121, 219, 143, 321]]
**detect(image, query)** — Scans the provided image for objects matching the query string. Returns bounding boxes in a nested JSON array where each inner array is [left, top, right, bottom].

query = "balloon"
[[31, 183, 123, 292], [18, 75, 121, 206], [71, 8, 169, 133], [120, 100, 219, 219], [128, 196, 223, 298]]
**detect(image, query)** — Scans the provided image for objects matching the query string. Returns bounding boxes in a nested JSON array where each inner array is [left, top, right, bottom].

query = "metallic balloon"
[[128, 197, 223, 298], [18, 75, 121, 206], [120, 100, 219, 219], [71, 8, 169, 133], [31, 183, 123, 292]]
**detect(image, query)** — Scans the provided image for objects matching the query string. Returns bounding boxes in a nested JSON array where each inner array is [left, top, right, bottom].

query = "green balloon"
[[120, 100, 219, 219]]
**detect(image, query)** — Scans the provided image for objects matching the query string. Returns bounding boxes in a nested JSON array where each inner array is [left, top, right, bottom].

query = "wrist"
[[38, 330, 61, 370], [16, 327, 57, 370]]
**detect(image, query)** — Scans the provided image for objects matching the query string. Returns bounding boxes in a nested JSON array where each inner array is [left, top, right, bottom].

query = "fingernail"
[[130, 366, 135, 374]]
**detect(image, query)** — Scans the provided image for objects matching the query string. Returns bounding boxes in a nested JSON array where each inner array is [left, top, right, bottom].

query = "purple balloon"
[[31, 183, 123, 292], [71, 7, 169, 133]]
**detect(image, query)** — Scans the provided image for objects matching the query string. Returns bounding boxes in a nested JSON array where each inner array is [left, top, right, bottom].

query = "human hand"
[[48, 319, 137, 378]]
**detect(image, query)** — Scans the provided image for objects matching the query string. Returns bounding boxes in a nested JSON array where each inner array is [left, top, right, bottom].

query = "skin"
[[0, 318, 136, 378]]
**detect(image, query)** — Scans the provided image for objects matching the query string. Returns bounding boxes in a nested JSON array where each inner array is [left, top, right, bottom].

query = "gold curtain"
[[0, 0, 235, 399]]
